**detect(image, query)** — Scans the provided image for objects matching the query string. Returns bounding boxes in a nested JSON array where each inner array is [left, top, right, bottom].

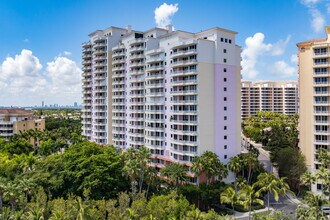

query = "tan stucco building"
[[297, 26, 330, 192], [0, 108, 45, 145]]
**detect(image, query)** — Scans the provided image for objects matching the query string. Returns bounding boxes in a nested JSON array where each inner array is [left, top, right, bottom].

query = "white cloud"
[[310, 8, 325, 33], [0, 49, 82, 106], [23, 38, 30, 43], [300, 0, 321, 7], [46, 56, 81, 95], [271, 35, 291, 56], [154, 3, 179, 28], [290, 54, 298, 64], [269, 61, 296, 78], [0, 50, 45, 94], [241, 33, 293, 79], [63, 51, 72, 56], [241, 33, 272, 79]]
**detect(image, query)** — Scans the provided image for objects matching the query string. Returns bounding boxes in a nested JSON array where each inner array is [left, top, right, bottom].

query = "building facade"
[[81, 25, 242, 177], [0, 109, 45, 144], [241, 80, 298, 120], [297, 26, 330, 193]]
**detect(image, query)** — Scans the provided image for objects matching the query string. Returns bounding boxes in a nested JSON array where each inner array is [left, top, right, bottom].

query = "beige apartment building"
[[0, 108, 45, 144], [241, 80, 298, 120], [297, 26, 330, 193]]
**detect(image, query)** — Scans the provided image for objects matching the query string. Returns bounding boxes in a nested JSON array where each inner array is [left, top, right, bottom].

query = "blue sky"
[[0, 0, 329, 106]]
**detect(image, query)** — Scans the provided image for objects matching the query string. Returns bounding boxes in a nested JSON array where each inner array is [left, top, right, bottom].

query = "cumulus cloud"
[[310, 8, 325, 33], [290, 54, 298, 64], [0, 49, 81, 106], [154, 3, 179, 28], [0, 49, 45, 93], [46, 56, 81, 94], [241, 33, 291, 79], [269, 61, 296, 78]]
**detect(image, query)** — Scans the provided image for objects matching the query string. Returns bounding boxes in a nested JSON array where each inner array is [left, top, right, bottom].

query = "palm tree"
[[4, 181, 21, 210], [255, 173, 290, 212], [161, 163, 187, 188], [315, 167, 330, 196], [227, 156, 242, 192], [301, 171, 316, 191], [191, 151, 228, 184], [220, 186, 236, 216], [296, 192, 328, 219], [26, 207, 45, 220], [237, 184, 264, 220], [243, 152, 258, 184], [18, 178, 36, 202], [137, 147, 151, 193], [0, 177, 7, 208]]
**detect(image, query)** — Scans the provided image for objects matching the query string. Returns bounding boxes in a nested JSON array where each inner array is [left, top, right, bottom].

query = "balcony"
[[171, 90, 197, 95], [130, 46, 144, 53], [170, 138, 197, 146], [130, 69, 145, 76], [130, 38, 145, 45], [172, 69, 197, 76], [112, 52, 126, 58], [112, 59, 125, 65], [171, 59, 197, 67], [94, 62, 107, 68], [170, 119, 198, 125], [172, 79, 197, 86], [146, 73, 164, 80], [129, 54, 145, 61], [130, 62, 145, 68], [145, 48, 164, 56], [145, 83, 164, 88], [146, 57, 164, 64], [112, 66, 125, 71], [146, 65, 164, 72]]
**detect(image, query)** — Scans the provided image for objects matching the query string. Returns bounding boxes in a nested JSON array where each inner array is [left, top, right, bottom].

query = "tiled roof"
[[0, 108, 33, 115]]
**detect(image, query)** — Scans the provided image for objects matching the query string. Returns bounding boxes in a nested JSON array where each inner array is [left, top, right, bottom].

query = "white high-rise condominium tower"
[[82, 25, 242, 181], [241, 80, 298, 120]]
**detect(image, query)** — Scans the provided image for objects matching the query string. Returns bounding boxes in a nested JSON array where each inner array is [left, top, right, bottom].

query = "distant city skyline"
[[1, 0, 330, 106]]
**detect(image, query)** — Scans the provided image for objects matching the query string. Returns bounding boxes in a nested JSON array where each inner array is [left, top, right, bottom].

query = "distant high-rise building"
[[42, 101, 44, 108], [241, 80, 298, 120], [81, 25, 242, 181], [74, 102, 78, 108], [297, 26, 330, 193]]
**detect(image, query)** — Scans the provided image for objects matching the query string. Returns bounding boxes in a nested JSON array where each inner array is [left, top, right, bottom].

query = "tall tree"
[[220, 186, 236, 216], [237, 184, 264, 220], [161, 163, 187, 188], [227, 156, 242, 192], [191, 151, 228, 184]]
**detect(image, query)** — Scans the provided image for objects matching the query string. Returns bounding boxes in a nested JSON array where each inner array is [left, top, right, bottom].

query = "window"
[[221, 38, 224, 42], [224, 68, 227, 72], [223, 49, 227, 53], [224, 135, 227, 140], [229, 39, 232, 44], [224, 97, 227, 101], [224, 145, 227, 149], [224, 155, 227, 159], [224, 78, 227, 82], [224, 107, 227, 111], [224, 59, 227, 63], [224, 116, 227, 120], [224, 126, 227, 130], [224, 87, 227, 91], [317, 184, 322, 191], [225, 39, 228, 43]]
